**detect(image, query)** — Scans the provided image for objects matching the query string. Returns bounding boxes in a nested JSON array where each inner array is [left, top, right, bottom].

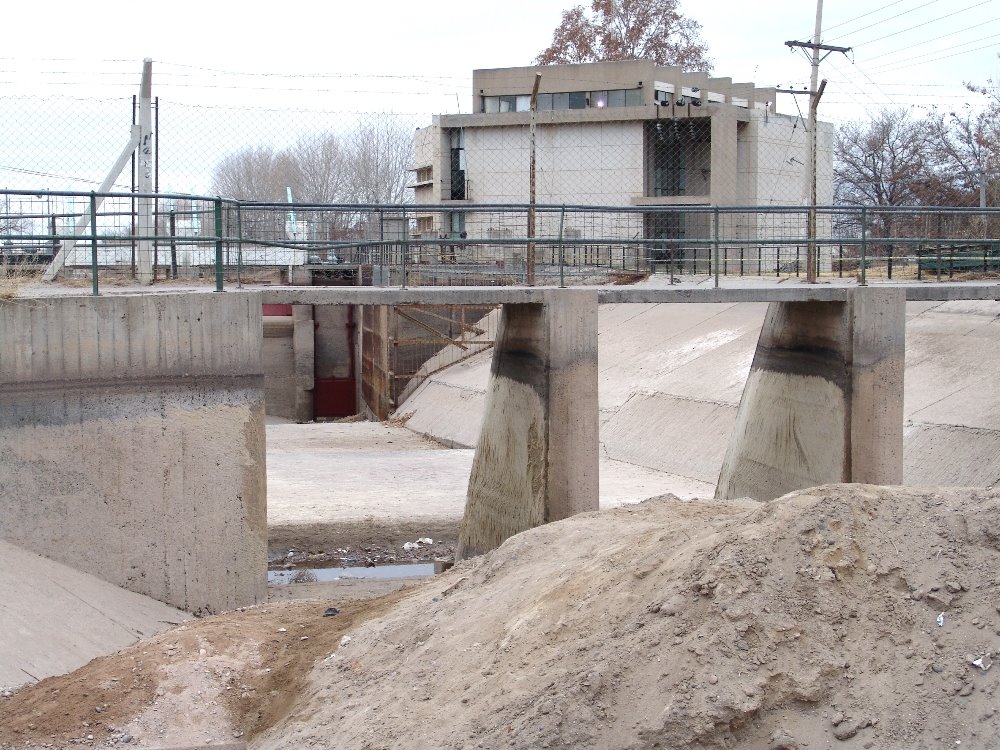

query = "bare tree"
[[211, 145, 294, 202], [344, 120, 413, 204], [924, 109, 991, 206], [834, 109, 934, 208], [287, 133, 348, 204], [834, 108, 939, 256], [535, 0, 713, 72]]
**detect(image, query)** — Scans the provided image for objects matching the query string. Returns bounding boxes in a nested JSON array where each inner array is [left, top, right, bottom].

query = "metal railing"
[[2, 189, 999, 295]]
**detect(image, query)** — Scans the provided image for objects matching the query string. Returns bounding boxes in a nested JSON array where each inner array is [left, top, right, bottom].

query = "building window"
[[448, 212, 466, 239], [415, 166, 432, 183], [449, 128, 466, 201], [481, 87, 643, 113], [645, 120, 711, 197]]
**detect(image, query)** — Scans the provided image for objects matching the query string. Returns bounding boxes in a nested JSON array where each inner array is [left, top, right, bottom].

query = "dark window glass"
[[499, 95, 517, 113], [552, 92, 570, 110], [607, 89, 626, 108], [591, 90, 608, 108], [537, 93, 553, 111], [568, 91, 587, 109], [625, 88, 643, 106]]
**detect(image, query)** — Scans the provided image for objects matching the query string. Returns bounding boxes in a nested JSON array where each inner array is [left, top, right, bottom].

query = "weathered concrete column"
[[0, 292, 267, 613], [456, 290, 599, 560], [292, 304, 315, 422], [716, 287, 905, 501]]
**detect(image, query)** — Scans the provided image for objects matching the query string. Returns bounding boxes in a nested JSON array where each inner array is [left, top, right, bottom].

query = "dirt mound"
[[0, 596, 407, 749], [255, 485, 1000, 749], [4, 485, 999, 749]]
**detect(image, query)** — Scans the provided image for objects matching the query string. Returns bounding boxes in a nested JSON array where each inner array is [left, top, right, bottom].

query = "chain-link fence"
[[2, 61, 998, 292]]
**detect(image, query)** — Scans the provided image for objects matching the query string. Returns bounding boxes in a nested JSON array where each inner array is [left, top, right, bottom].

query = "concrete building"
[[412, 60, 834, 270]]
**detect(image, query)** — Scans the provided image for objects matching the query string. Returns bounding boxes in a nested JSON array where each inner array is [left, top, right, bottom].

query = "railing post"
[[401, 206, 408, 289], [236, 203, 243, 289], [558, 204, 566, 288], [860, 206, 868, 286], [90, 192, 99, 297], [214, 197, 224, 292], [169, 209, 178, 280], [713, 207, 720, 289]]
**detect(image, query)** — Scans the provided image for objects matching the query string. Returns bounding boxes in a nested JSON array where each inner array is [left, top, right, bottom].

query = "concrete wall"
[[0, 292, 267, 613]]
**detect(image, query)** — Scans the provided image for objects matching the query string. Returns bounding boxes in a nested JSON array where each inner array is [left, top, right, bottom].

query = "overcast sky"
[[1, 0, 997, 192], [2, 0, 996, 119]]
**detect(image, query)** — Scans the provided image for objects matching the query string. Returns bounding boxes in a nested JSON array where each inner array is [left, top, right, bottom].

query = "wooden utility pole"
[[527, 72, 541, 286], [786, 1, 849, 283]]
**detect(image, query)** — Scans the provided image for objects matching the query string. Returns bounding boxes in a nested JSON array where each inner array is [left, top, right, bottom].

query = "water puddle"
[[268, 563, 436, 584]]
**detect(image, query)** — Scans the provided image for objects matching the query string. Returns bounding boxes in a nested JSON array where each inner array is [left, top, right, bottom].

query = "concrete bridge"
[[1, 282, 996, 610]]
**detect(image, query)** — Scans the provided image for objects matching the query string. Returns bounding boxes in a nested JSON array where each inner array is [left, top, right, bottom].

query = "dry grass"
[[0, 263, 42, 301]]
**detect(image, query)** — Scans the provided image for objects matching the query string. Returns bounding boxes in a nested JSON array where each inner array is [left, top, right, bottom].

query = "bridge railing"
[[2, 190, 999, 294]]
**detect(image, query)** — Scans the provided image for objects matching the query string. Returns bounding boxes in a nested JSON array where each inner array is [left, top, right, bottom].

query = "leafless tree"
[[834, 108, 936, 208], [211, 145, 294, 202], [344, 120, 413, 204], [287, 133, 348, 204], [535, 0, 713, 72]]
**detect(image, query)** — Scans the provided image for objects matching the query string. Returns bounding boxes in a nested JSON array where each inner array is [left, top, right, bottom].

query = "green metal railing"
[[2, 189, 1000, 295]]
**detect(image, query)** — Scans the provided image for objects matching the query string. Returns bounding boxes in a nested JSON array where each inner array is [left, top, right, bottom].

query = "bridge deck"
[[259, 282, 1000, 306]]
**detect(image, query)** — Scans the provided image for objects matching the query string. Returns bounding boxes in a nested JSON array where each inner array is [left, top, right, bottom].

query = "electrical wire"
[[826, 0, 946, 43], [851, 0, 991, 47]]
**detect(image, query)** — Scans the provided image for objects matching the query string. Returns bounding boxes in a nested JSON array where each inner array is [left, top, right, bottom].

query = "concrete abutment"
[[716, 288, 905, 501], [0, 293, 267, 613]]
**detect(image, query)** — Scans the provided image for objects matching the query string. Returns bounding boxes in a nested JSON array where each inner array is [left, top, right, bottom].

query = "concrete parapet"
[[457, 290, 599, 559], [716, 288, 905, 501], [0, 293, 267, 613]]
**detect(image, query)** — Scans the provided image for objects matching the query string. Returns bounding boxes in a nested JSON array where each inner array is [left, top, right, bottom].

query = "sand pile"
[[257, 484, 1000, 749], [3, 484, 999, 749]]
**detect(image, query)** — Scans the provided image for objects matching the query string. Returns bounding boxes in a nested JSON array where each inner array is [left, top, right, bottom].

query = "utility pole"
[[527, 72, 541, 286], [786, 1, 850, 283]]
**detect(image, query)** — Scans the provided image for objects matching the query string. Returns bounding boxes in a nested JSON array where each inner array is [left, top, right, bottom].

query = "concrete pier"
[[456, 290, 599, 559], [0, 293, 267, 613], [716, 288, 906, 501]]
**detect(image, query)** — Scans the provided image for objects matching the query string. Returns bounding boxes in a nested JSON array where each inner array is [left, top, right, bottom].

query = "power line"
[[865, 36, 1000, 74], [815, 0, 911, 36], [851, 0, 991, 47], [826, 0, 946, 43], [859, 19, 1000, 62]]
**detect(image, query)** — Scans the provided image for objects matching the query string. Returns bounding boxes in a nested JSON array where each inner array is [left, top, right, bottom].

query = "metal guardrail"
[[2, 189, 1000, 295]]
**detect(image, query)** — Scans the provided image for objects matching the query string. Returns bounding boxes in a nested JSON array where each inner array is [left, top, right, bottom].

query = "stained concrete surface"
[[400, 293, 1000, 494], [265, 422, 690, 551], [0, 294, 267, 613], [0, 540, 187, 692]]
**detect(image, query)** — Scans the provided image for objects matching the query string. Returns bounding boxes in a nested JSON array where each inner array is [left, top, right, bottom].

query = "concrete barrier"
[[0, 293, 267, 613], [716, 288, 905, 501], [457, 291, 599, 560]]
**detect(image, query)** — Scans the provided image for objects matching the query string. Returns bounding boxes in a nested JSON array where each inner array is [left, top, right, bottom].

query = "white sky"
[[1, 0, 996, 120], [0, 0, 997, 192]]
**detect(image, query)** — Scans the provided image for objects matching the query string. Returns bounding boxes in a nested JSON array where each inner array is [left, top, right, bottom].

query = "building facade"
[[412, 60, 834, 271]]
